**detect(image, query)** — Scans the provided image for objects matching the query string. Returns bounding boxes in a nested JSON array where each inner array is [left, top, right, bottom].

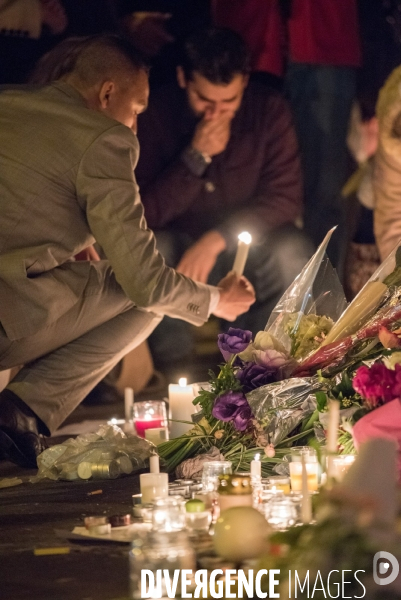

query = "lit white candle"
[[140, 473, 168, 503], [301, 455, 312, 524], [232, 231, 252, 276], [250, 453, 262, 479], [326, 400, 340, 480], [124, 387, 134, 423], [149, 454, 160, 474], [168, 377, 196, 438]]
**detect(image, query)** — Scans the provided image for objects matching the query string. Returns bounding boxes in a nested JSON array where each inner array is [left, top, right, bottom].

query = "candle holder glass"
[[133, 400, 168, 439], [151, 496, 186, 532], [129, 530, 195, 599], [328, 454, 356, 482], [289, 448, 319, 492], [201, 461, 232, 492], [264, 496, 297, 530], [267, 476, 291, 494]]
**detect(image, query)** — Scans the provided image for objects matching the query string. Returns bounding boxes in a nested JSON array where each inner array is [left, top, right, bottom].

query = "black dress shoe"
[[0, 390, 47, 468]]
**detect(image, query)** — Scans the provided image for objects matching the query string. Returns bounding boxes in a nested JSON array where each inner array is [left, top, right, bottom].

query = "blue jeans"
[[148, 224, 315, 368], [286, 63, 356, 274]]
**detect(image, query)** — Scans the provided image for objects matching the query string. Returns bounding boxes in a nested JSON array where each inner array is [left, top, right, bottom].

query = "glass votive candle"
[[201, 461, 232, 492], [152, 496, 186, 532], [289, 448, 318, 492], [265, 497, 297, 530], [140, 472, 169, 503], [130, 530, 195, 599], [330, 454, 356, 482], [133, 401, 168, 439], [267, 476, 291, 494]]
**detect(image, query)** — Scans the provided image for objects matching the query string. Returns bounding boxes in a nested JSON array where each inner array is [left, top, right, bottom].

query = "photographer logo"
[[373, 551, 399, 586]]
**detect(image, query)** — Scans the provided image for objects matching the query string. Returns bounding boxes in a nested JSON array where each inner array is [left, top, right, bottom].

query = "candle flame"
[[254, 453, 261, 461], [238, 231, 252, 245], [178, 377, 187, 387]]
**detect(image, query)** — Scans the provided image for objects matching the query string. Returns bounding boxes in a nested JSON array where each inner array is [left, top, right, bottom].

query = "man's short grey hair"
[[71, 34, 149, 88]]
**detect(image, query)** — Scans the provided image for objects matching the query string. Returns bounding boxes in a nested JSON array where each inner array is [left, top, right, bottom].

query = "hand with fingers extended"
[[213, 271, 255, 321], [176, 230, 227, 283], [191, 110, 234, 157]]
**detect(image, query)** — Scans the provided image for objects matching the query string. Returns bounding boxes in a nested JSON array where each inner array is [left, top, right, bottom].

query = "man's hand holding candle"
[[213, 271, 255, 321]]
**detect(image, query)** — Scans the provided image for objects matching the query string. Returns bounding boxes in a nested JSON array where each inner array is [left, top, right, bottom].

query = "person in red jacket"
[[212, 0, 361, 273]]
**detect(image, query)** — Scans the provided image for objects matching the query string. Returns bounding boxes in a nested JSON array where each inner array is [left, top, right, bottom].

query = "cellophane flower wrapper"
[[264, 228, 348, 360], [296, 246, 401, 376], [31, 424, 153, 482], [246, 376, 322, 445]]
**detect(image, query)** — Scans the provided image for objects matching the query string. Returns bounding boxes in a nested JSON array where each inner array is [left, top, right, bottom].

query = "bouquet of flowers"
[[159, 237, 401, 478]]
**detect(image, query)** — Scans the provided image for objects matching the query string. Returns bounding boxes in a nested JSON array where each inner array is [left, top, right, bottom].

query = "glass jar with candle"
[[289, 447, 319, 492], [264, 496, 297, 530], [267, 475, 291, 494], [217, 474, 253, 512], [201, 460, 232, 492], [329, 454, 356, 482], [151, 496, 186, 532], [129, 530, 195, 599], [133, 401, 167, 439]]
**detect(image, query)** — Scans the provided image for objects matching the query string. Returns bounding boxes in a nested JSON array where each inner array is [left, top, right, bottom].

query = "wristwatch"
[[181, 146, 212, 176]]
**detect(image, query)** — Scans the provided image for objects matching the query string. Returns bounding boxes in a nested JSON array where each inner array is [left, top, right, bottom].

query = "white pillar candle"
[[145, 427, 169, 445], [124, 387, 134, 423], [149, 454, 160, 474], [250, 453, 261, 479], [301, 455, 312, 524], [326, 400, 340, 480], [140, 473, 168, 503], [168, 378, 196, 438], [232, 231, 252, 276]]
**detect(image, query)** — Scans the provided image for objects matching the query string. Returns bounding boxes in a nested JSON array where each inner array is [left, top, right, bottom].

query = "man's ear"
[[99, 81, 115, 109], [176, 66, 186, 89]]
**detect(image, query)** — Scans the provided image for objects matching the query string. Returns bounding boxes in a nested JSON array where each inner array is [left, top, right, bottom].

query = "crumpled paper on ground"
[[30, 424, 154, 483]]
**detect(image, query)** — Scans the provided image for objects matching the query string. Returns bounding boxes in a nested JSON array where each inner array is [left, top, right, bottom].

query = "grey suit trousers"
[[0, 261, 161, 434]]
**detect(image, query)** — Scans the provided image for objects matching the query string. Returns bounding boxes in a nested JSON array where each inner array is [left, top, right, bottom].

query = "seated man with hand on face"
[[0, 34, 255, 468], [135, 27, 314, 370]]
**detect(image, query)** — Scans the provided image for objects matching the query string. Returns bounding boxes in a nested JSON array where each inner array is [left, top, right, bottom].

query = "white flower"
[[239, 331, 287, 362], [383, 351, 401, 370]]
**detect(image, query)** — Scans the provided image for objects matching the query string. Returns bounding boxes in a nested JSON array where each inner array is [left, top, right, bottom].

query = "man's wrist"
[[181, 145, 211, 177]]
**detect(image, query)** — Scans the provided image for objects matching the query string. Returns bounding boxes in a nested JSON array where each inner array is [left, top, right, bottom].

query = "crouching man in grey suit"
[[0, 35, 255, 468]]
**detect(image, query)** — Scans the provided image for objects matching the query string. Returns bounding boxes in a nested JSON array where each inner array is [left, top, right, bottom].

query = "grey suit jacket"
[[0, 82, 211, 340]]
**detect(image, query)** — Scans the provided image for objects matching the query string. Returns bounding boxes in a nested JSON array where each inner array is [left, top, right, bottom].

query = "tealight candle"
[[232, 231, 252, 276], [140, 473, 169, 503], [168, 378, 196, 438]]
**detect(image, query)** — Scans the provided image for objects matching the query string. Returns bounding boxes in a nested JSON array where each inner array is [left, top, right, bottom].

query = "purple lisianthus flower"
[[217, 328, 252, 362], [212, 390, 247, 421], [233, 404, 253, 431], [353, 363, 397, 407], [212, 390, 253, 431], [236, 362, 277, 393]]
